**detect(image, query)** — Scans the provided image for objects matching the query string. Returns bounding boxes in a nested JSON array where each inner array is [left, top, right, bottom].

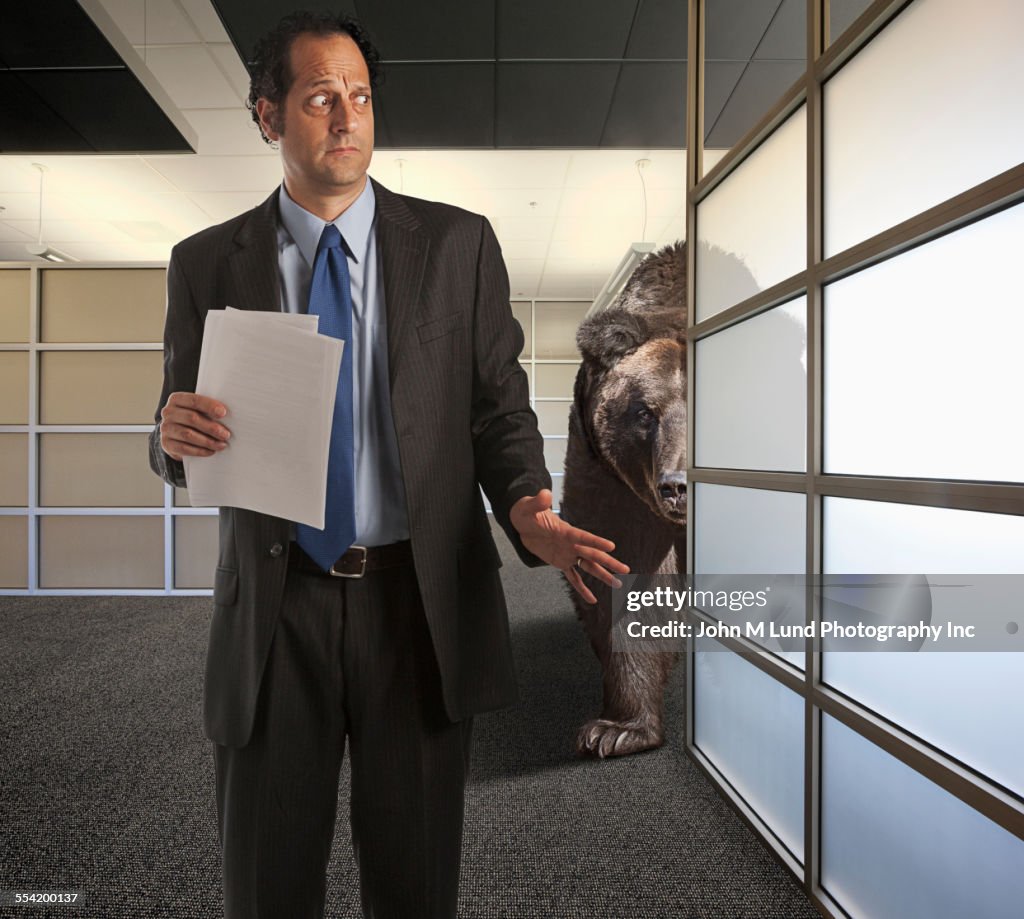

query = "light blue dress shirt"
[[276, 180, 410, 547]]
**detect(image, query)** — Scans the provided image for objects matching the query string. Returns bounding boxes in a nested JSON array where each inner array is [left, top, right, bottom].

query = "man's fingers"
[[161, 420, 229, 456], [166, 391, 228, 418], [566, 566, 597, 605], [566, 525, 616, 553], [575, 545, 630, 576], [162, 437, 217, 460]]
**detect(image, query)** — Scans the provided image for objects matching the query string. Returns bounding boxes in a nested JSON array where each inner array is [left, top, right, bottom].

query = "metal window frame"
[[684, 1, 1024, 916]]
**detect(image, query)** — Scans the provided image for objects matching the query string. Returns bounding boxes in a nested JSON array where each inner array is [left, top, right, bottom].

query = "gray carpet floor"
[[0, 526, 819, 919]]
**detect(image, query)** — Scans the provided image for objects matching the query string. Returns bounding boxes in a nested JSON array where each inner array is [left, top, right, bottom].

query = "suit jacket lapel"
[[372, 179, 428, 388], [228, 190, 281, 313]]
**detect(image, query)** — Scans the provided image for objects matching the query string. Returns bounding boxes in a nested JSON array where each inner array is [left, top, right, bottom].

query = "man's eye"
[[310, 94, 331, 108], [355, 93, 370, 105]]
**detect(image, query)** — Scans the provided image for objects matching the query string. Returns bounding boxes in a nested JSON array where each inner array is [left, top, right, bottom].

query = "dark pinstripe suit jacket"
[[149, 179, 550, 747]]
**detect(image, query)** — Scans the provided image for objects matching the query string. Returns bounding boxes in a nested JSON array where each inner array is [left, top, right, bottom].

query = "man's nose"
[[332, 99, 358, 133]]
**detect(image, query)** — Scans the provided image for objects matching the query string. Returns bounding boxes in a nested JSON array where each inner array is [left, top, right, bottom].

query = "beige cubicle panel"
[[533, 301, 587, 359], [39, 433, 163, 507], [38, 515, 164, 588], [0, 434, 29, 506], [174, 515, 219, 589], [533, 401, 572, 436], [39, 351, 163, 424], [0, 270, 31, 342], [40, 269, 166, 343], [0, 517, 28, 588], [534, 362, 580, 398], [0, 352, 29, 424]]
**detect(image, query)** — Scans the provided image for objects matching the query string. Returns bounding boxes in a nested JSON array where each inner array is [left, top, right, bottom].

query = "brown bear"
[[560, 240, 687, 758]]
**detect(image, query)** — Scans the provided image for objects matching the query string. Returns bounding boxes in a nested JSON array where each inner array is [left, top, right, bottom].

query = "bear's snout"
[[656, 472, 687, 518]]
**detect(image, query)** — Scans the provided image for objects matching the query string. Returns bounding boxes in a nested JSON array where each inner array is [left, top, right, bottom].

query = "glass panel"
[[174, 514, 218, 589], [703, 0, 806, 174], [542, 437, 567, 475], [534, 401, 571, 437], [824, 497, 1024, 797], [824, 0, 1024, 256], [39, 351, 163, 424], [696, 105, 806, 320], [39, 433, 163, 507], [0, 352, 30, 424], [534, 363, 579, 398], [694, 482, 806, 668], [0, 434, 29, 506], [511, 301, 532, 359], [695, 298, 806, 472], [0, 516, 28, 587], [825, 205, 1024, 483], [695, 634, 804, 860], [0, 270, 31, 342], [827, 0, 874, 45], [534, 301, 587, 359], [822, 714, 1024, 919], [39, 515, 164, 588], [40, 269, 166, 342]]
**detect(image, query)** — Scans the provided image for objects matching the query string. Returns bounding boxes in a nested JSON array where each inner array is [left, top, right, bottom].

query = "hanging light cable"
[[25, 163, 76, 262]]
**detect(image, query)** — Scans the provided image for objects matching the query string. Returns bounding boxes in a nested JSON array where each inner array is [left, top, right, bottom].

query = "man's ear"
[[256, 98, 282, 141]]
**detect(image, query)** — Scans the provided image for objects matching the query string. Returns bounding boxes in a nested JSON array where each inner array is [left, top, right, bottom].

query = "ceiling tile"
[[207, 43, 250, 100], [130, 1, 202, 44], [1, 3, 121, 68], [0, 222, 34, 244], [754, 0, 806, 60], [498, 238, 550, 260], [0, 74, 93, 154], [354, 0, 494, 59], [626, 0, 688, 59], [705, 60, 805, 148], [181, 108, 268, 155], [143, 44, 241, 109], [147, 155, 282, 192], [212, 0, 359, 64], [375, 64, 494, 148], [703, 61, 746, 143], [564, 150, 687, 189], [557, 184, 680, 221], [494, 216, 555, 241], [601, 62, 686, 147], [705, 0, 782, 60], [178, 0, 233, 43], [497, 63, 619, 147], [186, 190, 276, 222], [499, 0, 638, 59]]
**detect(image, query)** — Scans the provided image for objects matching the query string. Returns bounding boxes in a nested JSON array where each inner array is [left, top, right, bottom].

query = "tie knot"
[[318, 223, 343, 252]]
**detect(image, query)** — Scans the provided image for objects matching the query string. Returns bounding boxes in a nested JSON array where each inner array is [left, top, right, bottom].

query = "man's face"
[[260, 32, 374, 198]]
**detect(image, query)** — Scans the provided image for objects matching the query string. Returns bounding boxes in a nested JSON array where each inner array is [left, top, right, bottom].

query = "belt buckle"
[[329, 545, 368, 579]]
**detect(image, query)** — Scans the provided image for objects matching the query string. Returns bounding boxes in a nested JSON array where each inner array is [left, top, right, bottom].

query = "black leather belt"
[[292, 540, 414, 578]]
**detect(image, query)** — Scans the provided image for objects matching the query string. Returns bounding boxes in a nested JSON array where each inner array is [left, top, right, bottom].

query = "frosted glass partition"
[[696, 105, 806, 321], [822, 715, 1024, 919], [695, 635, 804, 860], [695, 298, 806, 471], [825, 205, 1024, 483], [824, 0, 1024, 256], [695, 482, 806, 668], [823, 497, 1024, 796]]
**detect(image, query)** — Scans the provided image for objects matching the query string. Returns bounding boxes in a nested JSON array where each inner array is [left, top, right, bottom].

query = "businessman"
[[149, 10, 627, 919]]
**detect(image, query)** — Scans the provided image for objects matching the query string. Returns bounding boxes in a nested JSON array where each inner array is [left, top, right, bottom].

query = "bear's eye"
[[636, 406, 656, 424]]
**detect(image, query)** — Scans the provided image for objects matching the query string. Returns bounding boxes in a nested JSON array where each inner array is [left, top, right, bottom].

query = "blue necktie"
[[297, 224, 357, 570]]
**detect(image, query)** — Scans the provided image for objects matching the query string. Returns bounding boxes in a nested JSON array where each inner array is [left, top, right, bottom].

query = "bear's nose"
[[657, 473, 687, 501]]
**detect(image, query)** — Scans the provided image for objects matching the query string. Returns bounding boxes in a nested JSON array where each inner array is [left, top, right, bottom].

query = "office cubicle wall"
[[684, 1, 1024, 916], [0, 262, 585, 594]]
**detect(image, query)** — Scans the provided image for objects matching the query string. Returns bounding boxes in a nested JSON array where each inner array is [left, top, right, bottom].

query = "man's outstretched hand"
[[509, 489, 629, 605]]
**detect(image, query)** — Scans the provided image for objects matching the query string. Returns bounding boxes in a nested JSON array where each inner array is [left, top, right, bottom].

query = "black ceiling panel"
[[1, 0, 195, 153], [18, 71, 193, 154], [498, 1, 639, 59], [602, 63, 686, 147], [374, 64, 494, 147], [703, 61, 746, 143], [215, 0, 360, 65], [497, 63, 620, 147], [705, 0, 782, 60], [0, 73, 92, 153], [705, 60, 805, 147], [0, 5, 121, 68], [829, 0, 876, 44], [754, 0, 806, 60], [353, 0, 494, 61], [625, 0, 688, 60]]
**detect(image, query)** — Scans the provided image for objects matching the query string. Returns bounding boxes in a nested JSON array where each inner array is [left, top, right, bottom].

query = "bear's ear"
[[576, 307, 647, 368]]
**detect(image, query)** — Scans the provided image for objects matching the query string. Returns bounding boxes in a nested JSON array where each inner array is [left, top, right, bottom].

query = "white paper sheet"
[[183, 309, 344, 529]]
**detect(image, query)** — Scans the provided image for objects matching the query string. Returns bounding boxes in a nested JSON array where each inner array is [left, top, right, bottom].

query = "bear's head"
[[573, 241, 687, 524]]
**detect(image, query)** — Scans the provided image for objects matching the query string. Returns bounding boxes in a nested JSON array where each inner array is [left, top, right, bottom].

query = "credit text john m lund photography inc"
[[1, 1, 1023, 918]]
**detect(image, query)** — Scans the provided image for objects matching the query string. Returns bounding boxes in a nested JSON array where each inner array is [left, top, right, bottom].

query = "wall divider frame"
[[684, 2, 1024, 918]]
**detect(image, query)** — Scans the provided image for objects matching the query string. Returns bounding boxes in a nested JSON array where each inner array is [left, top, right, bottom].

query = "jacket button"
[[269, 543, 284, 557]]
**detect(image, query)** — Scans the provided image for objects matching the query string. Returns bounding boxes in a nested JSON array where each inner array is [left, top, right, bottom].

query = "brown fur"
[[561, 240, 687, 758]]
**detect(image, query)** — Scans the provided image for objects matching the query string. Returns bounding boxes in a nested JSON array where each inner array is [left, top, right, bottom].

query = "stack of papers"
[[183, 307, 344, 529]]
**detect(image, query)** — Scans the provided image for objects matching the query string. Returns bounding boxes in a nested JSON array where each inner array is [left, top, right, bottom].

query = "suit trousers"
[[213, 544, 473, 919]]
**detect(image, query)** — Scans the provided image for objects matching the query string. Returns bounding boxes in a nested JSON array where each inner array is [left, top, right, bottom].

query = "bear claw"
[[576, 719, 663, 758]]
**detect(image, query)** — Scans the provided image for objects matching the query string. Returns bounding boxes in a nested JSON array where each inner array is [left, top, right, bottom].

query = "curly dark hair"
[[246, 11, 382, 144]]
